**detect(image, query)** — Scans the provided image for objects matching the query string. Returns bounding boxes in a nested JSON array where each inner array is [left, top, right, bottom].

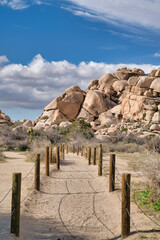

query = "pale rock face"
[[150, 69, 157, 77], [44, 94, 65, 111], [155, 68, 160, 77], [99, 73, 116, 85], [113, 80, 128, 93], [150, 78, 160, 93], [132, 68, 145, 75], [82, 90, 115, 117], [145, 111, 155, 122], [136, 76, 155, 88], [128, 76, 139, 86], [98, 73, 117, 94], [121, 94, 145, 120], [98, 111, 114, 125], [0, 110, 12, 125], [23, 120, 33, 128], [59, 121, 72, 128], [107, 126, 119, 136], [87, 80, 99, 91], [150, 124, 160, 131], [152, 112, 160, 123], [110, 105, 122, 119], [45, 109, 68, 124], [12, 125, 28, 132], [77, 108, 94, 122]]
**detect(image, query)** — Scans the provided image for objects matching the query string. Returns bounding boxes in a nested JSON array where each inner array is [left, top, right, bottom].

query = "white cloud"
[[154, 53, 160, 57], [0, 0, 28, 9], [0, 56, 9, 64], [65, 0, 160, 29], [0, 0, 52, 9], [0, 54, 159, 109]]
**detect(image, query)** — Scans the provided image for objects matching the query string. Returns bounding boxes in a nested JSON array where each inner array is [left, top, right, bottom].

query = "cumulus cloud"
[[65, 0, 160, 29], [154, 53, 160, 57], [0, 54, 159, 109], [0, 0, 52, 9], [0, 0, 28, 9], [0, 56, 9, 64]]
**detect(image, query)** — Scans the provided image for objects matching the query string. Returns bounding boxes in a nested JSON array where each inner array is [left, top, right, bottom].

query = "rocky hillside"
[[0, 110, 12, 125], [33, 67, 160, 135]]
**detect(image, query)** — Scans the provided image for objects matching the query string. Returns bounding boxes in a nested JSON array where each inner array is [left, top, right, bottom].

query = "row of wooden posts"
[[11, 144, 130, 239]]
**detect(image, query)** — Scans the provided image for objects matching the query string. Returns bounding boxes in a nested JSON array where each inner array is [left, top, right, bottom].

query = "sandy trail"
[[1, 152, 160, 239]]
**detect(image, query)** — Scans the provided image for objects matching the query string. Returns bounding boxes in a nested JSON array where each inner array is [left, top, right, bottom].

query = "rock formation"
[[34, 67, 160, 135], [0, 110, 12, 125]]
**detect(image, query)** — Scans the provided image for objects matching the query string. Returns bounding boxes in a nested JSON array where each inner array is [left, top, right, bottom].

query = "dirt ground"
[[0, 151, 160, 240]]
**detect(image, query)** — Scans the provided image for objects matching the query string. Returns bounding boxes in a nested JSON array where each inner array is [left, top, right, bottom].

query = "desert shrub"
[[108, 142, 143, 153], [27, 138, 51, 162], [145, 136, 160, 153], [0, 150, 5, 162], [51, 118, 94, 142], [141, 151, 160, 199]]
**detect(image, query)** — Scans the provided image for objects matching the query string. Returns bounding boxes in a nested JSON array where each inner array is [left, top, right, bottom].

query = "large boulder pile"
[[34, 67, 160, 134], [0, 110, 12, 125]]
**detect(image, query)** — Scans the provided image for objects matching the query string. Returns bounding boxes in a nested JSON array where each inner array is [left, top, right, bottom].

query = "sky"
[[0, 0, 160, 121]]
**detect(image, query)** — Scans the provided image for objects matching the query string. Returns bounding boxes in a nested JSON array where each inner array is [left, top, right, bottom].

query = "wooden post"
[[77, 146, 79, 155], [81, 146, 83, 156], [35, 154, 40, 191], [56, 146, 60, 170], [88, 147, 91, 165], [121, 173, 131, 238], [72, 144, 75, 153], [62, 144, 65, 160], [85, 147, 87, 159], [109, 154, 115, 192], [11, 173, 21, 237], [92, 148, 96, 165], [49, 146, 53, 164], [66, 145, 68, 154], [98, 144, 103, 176], [45, 146, 49, 176]]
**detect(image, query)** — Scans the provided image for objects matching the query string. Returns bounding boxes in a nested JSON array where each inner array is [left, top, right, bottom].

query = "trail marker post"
[[11, 173, 21, 237], [121, 173, 131, 238], [35, 154, 40, 191], [109, 154, 115, 192]]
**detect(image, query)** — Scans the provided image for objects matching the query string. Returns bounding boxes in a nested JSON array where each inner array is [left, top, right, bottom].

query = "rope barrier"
[[126, 182, 160, 225], [0, 163, 35, 205], [126, 208, 142, 240]]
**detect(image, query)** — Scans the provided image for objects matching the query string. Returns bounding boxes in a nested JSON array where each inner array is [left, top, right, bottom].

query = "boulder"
[[45, 109, 68, 124], [99, 74, 117, 94], [110, 105, 122, 119], [132, 68, 145, 75], [59, 121, 72, 128], [107, 126, 120, 136], [23, 120, 33, 128], [12, 125, 27, 132], [150, 124, 160, 131], [155, 68, 160, 77], [0, 110, 12, 125], [136, 76, 155, 88], [44, 94, 65, 111], [82, 90, 113, 117], [87, 80, 99, 91], [77, 108, 94, 122], [98, 111, 114, 126], [113, 80, 128, 93], [128, 76, 139, 86], [99, 73, 116, 85], [150, 78, 160, 92], [152, 112, 160, 123]]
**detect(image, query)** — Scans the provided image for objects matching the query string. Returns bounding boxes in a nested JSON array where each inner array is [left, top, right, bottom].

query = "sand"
[[0, 151, 160, 240]]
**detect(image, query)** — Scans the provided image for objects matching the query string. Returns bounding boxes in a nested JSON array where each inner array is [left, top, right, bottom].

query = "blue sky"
[[0, 0, 160, 120]]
